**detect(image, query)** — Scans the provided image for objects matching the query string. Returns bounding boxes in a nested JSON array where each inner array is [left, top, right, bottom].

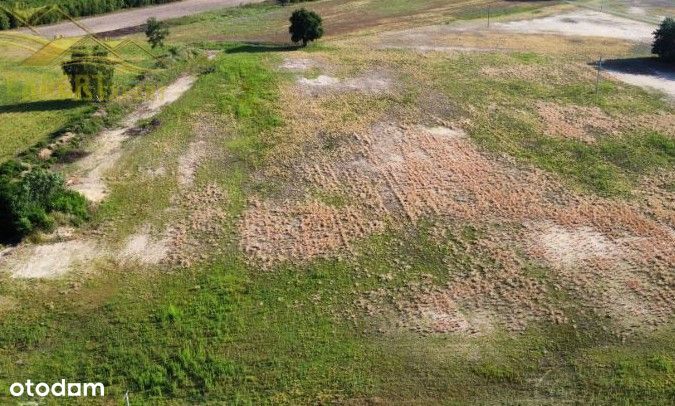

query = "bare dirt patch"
[[165, 183, 229, 267], [492, 10, 655, 42], [241, 118, 674, 333], [121, 230, 169, 265], [528, 222, 622, 267], [280, 57, 320, 71], [178, 139, 208, 188], [297, 72, 393, 95], [536, 101, 619, 142], [4, 240, 98, 278], [69, 75, 197, 202]]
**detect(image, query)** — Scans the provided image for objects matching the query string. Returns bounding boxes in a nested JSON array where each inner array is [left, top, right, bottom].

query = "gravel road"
[[20, 0, 265, 38]]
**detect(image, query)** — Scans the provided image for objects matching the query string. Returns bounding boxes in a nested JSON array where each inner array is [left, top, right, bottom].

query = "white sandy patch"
[[531, 223, 620, 267], [297, 73, 392, 94], [493, 10, 655, 42], [280, 57, 317, 71], [606, 67, 675, 99], [178, 139, 208, 188], [69, 76, 197, 202], [121, 232, 168, 265], [298, 75, 341, 87], [6, 240, 98, 278], [627, 6, 646, 16]]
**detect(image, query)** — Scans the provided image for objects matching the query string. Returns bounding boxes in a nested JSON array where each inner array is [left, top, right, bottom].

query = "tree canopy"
[[289, 8, 324, 47]]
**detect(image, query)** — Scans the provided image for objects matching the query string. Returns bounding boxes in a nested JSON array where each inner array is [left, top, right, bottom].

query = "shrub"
[[289, 8, 324, 47], [62, 45, 116, 101], [652, 17, 675, 63], [0, 166, 89, 243], [0, 11, 10, 30], [145, 17, 169, 49]]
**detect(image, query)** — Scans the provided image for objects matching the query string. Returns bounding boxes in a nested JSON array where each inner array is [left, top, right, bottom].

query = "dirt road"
[[20, 0, 265, 38]]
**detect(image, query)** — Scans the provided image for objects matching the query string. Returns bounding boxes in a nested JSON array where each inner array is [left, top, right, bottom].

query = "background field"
[[0, 32, 159, 161]]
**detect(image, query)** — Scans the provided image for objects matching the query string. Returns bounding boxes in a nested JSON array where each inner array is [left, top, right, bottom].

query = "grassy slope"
[[0, 55, 91, 162], [0, 1, 673, 404], [1, 48, 673, 404], [0, 35, 159, 162]]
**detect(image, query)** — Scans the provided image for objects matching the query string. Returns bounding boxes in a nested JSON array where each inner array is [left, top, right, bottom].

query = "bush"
[[0, 166, 89, 243], [62, 46, 116, 101], [145, 17, 169, 49], [0, 11, 10, 30], [652, 17, 675, 63], [289, 8, 323, 47]]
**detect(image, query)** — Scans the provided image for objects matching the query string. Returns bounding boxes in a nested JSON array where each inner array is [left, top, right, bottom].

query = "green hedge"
[[0, 0, 181, 30], [0, 163, 88, 243]]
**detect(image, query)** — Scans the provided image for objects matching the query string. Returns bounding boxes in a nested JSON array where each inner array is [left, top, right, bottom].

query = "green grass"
[[0, 46, 671, 399], [0, 58, 92, 162], [424, 51, 675, 196], [0, 36, 160, 163]]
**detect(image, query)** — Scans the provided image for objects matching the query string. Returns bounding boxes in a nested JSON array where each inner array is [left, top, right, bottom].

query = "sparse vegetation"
[[146, 17, 169, 49]]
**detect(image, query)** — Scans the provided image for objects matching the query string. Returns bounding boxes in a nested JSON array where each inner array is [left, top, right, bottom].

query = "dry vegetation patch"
[[239, 61, 673, 335], [4, 239, 99, 278], [536, 101, 620, 142]]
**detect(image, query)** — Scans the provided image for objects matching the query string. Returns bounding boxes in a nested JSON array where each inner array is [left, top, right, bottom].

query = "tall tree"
[[289, 8, 324, 47], [652, 17, 675, 63]]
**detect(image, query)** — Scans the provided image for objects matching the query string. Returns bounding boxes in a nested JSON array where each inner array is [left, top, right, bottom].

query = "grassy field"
[[0, 0, 673, 404], [0, 32, 159, 162]]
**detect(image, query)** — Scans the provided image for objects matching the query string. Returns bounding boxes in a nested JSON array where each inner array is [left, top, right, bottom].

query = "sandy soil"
[[17, 0, 265, 38], [5, 240, 98, 278], [280, 58, 320, 72], [70, 75, 196, 202], [0, 76, 197, 278], [605, 65, 675, 99], [536, 101, 620, 143], [240, 72, 674, 333], [296, 72, 392, 95], [492, 10, 656, 42], [121, 230, 169, 265]]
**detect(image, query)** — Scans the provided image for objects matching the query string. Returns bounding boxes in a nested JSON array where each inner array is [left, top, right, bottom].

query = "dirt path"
[[70, 75, 196, 202], [604, 62, 675, 100], [18, 0, 264, 38], [0, 75, 196, 279]]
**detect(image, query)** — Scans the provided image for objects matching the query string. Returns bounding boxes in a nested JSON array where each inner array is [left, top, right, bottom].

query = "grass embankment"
[[0, 33, 158, 162], [0, 47, 673, 404]]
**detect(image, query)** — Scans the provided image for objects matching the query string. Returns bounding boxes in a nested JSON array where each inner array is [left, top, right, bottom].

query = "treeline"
[[0, 0, 181, 30]]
